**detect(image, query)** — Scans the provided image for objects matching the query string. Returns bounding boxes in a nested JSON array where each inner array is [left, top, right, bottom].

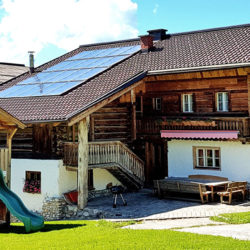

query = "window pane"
[[215, 158, 220, 167], [198, 157, 204, 166], [198, 149, 203, 157], [207, 157, 213, 166], [207, 150, 212, 157], [215, 150, 220, 157]]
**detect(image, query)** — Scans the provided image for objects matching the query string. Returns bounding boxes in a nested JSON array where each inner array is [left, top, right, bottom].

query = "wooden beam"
[[77, 118, 89, 209], [6, 128, 17, 187], [248, 74, 250, 116], [72, 124, 76, 143], [131, 103, 136, 140], [68, 79, 145, 126], [90, 116, 95, 141], [0, 108, 26, 129]]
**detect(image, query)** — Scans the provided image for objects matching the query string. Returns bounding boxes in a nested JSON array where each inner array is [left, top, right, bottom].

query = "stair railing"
[[64, 141, 145, 183]]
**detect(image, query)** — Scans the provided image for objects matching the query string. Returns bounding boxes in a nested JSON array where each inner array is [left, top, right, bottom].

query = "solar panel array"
[[0, 45, 140, 98]]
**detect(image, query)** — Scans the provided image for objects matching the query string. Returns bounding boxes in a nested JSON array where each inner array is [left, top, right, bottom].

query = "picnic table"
[[154, 177, 231, 203]]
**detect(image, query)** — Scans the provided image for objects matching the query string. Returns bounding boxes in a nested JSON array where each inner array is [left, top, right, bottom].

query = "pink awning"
[[160, 130, 239, 139]]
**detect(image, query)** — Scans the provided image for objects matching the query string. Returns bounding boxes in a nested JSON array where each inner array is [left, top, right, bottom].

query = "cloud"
[[0, 0, 138, 65], [153, 3, 159, 14]]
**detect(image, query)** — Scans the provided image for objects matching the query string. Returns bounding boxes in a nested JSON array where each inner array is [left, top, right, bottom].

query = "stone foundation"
[[12, 190, 112, 222], [42, 197, 67, 220]]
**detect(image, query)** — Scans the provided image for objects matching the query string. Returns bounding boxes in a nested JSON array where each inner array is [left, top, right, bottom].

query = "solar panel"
[[0, 45, 140, 98]]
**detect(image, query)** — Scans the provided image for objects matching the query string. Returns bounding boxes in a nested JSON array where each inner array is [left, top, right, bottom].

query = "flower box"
[[23, 180, 41, 194]]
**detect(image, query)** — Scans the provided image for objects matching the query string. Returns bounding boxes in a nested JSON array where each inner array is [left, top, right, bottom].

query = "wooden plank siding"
[[91, 99, 132, 144], [143, 76, 248, 116]]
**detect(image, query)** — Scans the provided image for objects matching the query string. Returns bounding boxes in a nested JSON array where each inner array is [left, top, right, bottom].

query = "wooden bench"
[[188, 175, 228, 181], [153, 179, 212, 203], [217, 181, 247, 204]]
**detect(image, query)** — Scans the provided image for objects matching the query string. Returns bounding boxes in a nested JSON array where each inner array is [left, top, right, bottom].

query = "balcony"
[[136, 117, 250, 138]]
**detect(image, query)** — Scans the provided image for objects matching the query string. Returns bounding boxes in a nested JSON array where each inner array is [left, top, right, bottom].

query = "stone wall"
[[42, 197, 67, 220], [12, 189, 112, 222]]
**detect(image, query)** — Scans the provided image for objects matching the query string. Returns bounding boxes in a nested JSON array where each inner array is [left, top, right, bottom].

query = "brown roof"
[[0, 24, 249, 123], [0, 63, 28, 84]]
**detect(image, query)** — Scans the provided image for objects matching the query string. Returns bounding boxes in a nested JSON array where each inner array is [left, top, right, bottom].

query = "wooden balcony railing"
[[63, 141, 145, 182], [0, 148, 9, 172], [136, 117, 250, 137]]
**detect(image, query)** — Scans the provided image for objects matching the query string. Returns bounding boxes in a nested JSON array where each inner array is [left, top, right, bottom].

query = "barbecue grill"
[[110, 185, 127, 208]]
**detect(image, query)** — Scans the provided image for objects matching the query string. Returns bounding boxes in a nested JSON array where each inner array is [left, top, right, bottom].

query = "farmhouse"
[[0, 24, 249, 212], [0, 62, 28, 84]]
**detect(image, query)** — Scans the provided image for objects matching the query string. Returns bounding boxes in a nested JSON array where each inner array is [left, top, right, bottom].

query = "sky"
[[0, 0, 249, 66]]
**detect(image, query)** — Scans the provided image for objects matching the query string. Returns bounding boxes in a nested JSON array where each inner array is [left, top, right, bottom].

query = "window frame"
[[193, 146, 221, 170], [182, 94, 193, 113], [153, 97, 162, 111], [216, 92, 229, 112], [23, 171, 41, 194]]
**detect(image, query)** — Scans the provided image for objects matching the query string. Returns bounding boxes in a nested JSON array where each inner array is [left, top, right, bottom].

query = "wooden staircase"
[[64, 141, 145, 190]]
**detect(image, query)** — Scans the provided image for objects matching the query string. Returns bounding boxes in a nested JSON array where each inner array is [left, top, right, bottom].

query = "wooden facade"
[[4, 67, 250, 208]]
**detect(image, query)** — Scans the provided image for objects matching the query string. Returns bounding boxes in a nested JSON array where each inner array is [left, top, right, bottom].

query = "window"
[[153, 98, 162, 111], [182, 94, 193, 112], [136, 96, 143, 112], [23, 171, 41, 194], [193, 147, 220, 169], [216, 92, 228, 111]]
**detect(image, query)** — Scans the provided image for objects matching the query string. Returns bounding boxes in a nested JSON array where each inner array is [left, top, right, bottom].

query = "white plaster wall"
[[58, 162, 77, 195], [93, 168, 121, 190], [168, 140, 250, 182], [11, 159, 62, 212]]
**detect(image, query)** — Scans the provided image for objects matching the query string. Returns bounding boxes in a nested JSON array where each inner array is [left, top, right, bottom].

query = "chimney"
[[28, 51, 35, 73], [147, 29, 168, 41], [139, 35, 154, 52]]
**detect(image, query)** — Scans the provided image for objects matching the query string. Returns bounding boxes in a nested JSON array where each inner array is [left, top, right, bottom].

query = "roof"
[[0, 63, 28, 84], [0, 23, 249, 123], [0, 107, 26, 130], [161, 130, 239, 140]]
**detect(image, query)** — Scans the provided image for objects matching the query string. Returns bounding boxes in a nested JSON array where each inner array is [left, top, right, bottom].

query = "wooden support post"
[[77, 118, 89, 209], [90, 116, 95, 141], [248, 74, 250, 116], [6, 128, 17, 188], [72, 124, 76, 142], [145, 141, 150, 183], [131, 103, 136, 141], [242, 118, 249, 137], [163, 140, 168, 177]]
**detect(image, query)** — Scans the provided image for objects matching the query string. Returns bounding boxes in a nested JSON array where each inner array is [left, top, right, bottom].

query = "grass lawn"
[[0, 220, 249, 249], [211, 211, 250, 224]]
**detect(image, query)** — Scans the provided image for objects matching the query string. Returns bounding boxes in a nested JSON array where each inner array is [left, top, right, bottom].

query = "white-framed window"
[[153, 98, 161, 111], [216, 92, 228, 112], [182, 94, 193, 112], [193, 147, 220, 169]]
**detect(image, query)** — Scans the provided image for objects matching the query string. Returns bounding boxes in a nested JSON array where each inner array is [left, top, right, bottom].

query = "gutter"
[[148, 62, 250, 75]]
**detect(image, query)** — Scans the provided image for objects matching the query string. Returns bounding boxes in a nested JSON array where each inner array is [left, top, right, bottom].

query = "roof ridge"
[[79, 38, 140, 48], [0, 62, 26, 67], [170, 23, 250, 37]]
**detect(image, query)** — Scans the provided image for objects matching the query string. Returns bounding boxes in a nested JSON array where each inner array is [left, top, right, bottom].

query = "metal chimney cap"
[[147, 29, 168, 40]]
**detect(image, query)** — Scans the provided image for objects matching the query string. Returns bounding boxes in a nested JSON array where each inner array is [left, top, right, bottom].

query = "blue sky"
[[0, 0, 249, 66]]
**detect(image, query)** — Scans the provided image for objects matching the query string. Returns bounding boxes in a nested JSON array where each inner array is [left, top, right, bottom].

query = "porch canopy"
[[0, 106, 26, 185], [160, 130, 239, 139]]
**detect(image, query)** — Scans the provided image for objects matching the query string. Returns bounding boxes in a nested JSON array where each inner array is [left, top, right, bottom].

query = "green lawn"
[[211, 211, 250, 224], [0, 220, 249, 249]]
